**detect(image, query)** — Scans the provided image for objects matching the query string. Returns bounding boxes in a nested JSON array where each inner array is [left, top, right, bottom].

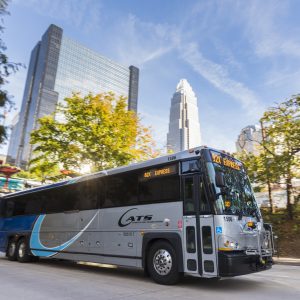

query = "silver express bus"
[[0, 147, 274, 284]]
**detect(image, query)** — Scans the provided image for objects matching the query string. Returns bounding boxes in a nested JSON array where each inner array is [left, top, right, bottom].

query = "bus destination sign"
[[142, 164, 177, 180], [210, 151, 241, 171]]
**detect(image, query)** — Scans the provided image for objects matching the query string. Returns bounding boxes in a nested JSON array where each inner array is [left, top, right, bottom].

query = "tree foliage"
[[236, 95, 300, 219], [30, 92, 159, 173], [260, 95, 300, 219], [0, 0, 22, 144]]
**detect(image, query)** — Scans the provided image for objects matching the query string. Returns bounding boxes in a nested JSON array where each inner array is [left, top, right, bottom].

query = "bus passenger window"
[[103, 173, 138, 208], [6, 200, 14, 217], [77, 180, 98, 210], [186, 226, 196, 253], [139, 176, 180, 204], [202, 226, 213, 254], [199, 181, 211, 214], [184, 177, 195, 214], [13, 198, 26, 216]]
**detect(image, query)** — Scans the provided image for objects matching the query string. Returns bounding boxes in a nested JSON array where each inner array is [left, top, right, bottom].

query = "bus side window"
[[183, 177, 195, 215], [44, 185, 79, 213], [0, 198, 4, 217], [12, 197, 27, 216], [103, 173, 138, 208], [25, 194, 43, 215], [103, 176, 123, 208], [77, 179, 99, 210], [6, 199, 15, 217], [199, 181, 211, 214], [139, 176, 180, 204]]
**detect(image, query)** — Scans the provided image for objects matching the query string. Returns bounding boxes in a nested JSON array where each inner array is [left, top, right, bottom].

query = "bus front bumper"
[[218, 251, 273, 277]]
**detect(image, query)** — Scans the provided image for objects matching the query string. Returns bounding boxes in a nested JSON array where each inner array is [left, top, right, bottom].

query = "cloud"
[[179, 43, 263, 117], [110, 14, 179, 67], [240, 1, 300, 58], [14, 0, 102, 33], [264, 70, 300, 88]]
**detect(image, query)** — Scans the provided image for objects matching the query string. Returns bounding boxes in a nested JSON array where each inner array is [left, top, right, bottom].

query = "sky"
[[1, 0, 300, 154]]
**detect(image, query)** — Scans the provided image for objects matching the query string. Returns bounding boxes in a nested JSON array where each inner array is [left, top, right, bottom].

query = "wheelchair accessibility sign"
[[216, 226, 223, 234]]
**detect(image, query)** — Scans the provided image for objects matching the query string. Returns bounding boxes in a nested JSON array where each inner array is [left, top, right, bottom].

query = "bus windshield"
[[206, 151, 259, 218]]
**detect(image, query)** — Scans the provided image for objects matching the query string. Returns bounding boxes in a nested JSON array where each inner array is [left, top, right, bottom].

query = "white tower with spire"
[[167, 79, 201, 152]]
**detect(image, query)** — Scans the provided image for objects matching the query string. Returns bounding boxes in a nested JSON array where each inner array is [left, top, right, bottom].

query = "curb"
[[273, 257, 300, 266]]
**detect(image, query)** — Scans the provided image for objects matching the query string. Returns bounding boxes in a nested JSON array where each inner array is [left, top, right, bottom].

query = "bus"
[[0, 147, 274, 284], [0, 177, 24, 194], [0, 177, 42, 196]]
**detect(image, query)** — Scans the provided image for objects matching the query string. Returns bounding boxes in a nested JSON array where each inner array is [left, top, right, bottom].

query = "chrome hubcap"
[[9, 242, 16, 257], [153, 249, 172, 275], [18, 242, 26, 258]]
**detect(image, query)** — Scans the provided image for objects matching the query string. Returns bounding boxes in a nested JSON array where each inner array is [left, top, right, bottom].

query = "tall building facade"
[[6, 113, 19, 161], [235, 125, 262, 155], [167, 79, 201, 153], [7, 24, 139, 168]]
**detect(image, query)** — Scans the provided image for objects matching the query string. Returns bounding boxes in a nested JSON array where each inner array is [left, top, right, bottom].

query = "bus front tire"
[[147, 240, 181, 285], [16, 238, 33, 263], [7, 240, 17, 261]]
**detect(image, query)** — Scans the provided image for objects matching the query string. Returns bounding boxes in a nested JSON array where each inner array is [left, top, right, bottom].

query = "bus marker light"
[[140, 231, 144, 236], [247, 221, 256, 229], [77, 261, 117, 269], [224, 200, 231, 208], [164, 218, 170, 226], [177, 220, 183, 229]]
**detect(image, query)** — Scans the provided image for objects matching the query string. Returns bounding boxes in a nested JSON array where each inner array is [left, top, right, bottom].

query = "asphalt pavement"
[[0, 255, 299, 300]]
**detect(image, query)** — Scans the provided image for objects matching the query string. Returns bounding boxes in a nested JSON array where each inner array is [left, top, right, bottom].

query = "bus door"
[[183, 175, 217, 277]]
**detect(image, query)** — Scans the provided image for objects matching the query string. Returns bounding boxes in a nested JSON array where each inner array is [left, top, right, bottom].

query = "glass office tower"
[[7, 25, 139, 168]]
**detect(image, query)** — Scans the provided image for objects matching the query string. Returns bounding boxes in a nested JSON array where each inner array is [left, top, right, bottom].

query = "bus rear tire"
[[7, 239, 17, 261], [147, 240, 181, 285], [16, 238, 33, 263]]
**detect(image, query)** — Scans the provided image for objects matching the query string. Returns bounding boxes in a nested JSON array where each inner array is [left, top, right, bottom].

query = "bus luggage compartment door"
[[200, 215, 217, 277]]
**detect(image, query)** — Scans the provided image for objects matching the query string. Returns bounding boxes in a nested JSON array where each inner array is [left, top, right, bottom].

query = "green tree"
[[30, 92, 158, 173], [28, 158, 61, 183], [235, 148, 278, 212], [0, 0, 22, 143], [260, 95, 300, 219], [235, 95, 300, 218]]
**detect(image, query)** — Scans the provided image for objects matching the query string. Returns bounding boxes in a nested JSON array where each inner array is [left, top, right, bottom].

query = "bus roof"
[[3, 146, 230, 199]]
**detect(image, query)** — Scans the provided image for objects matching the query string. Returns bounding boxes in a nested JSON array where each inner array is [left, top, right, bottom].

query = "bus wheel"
[[147, 240, 181, 285], [7, 240, 17, 261], [16, 238, 32, 263]]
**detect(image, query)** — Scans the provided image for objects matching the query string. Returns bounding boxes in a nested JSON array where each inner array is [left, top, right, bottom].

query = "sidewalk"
[[273, 257, 300, 266]]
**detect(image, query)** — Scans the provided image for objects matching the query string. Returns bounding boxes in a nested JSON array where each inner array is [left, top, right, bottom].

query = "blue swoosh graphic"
[[30, 212, 99, 257]]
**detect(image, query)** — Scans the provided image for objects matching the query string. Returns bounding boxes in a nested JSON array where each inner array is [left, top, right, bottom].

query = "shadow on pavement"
[[22, 257, 266, 291], [180, 276, 265, 291]]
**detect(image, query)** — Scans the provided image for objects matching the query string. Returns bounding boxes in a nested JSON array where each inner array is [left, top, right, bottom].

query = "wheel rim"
[[8, 242, 16, 257], [153, 249, 172, 276], [18, 242, 26, 258]]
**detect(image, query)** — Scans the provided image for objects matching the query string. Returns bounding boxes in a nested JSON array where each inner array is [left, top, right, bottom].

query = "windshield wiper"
[[238, 209, 243, 220]]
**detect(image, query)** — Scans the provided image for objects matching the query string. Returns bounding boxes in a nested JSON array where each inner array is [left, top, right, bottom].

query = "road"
[[0, 255, 299, 300]]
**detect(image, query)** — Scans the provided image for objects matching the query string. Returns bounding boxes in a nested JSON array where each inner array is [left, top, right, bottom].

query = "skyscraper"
[[236, 125, 262, 155], [167, 79, 201, 152], [7, 24, 139, 168], [6, 113, 19, 162]]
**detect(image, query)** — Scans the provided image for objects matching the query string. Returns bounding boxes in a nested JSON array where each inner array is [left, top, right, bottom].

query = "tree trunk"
[[286, 175, 293, 220], [267, 180, 274, 213]]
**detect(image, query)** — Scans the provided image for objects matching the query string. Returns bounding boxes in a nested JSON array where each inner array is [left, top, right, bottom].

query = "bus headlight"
[[219, 236, 239, 251]]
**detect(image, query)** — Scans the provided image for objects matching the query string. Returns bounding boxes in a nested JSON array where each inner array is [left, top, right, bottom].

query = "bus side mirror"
[[215, 171, 226, 188]]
